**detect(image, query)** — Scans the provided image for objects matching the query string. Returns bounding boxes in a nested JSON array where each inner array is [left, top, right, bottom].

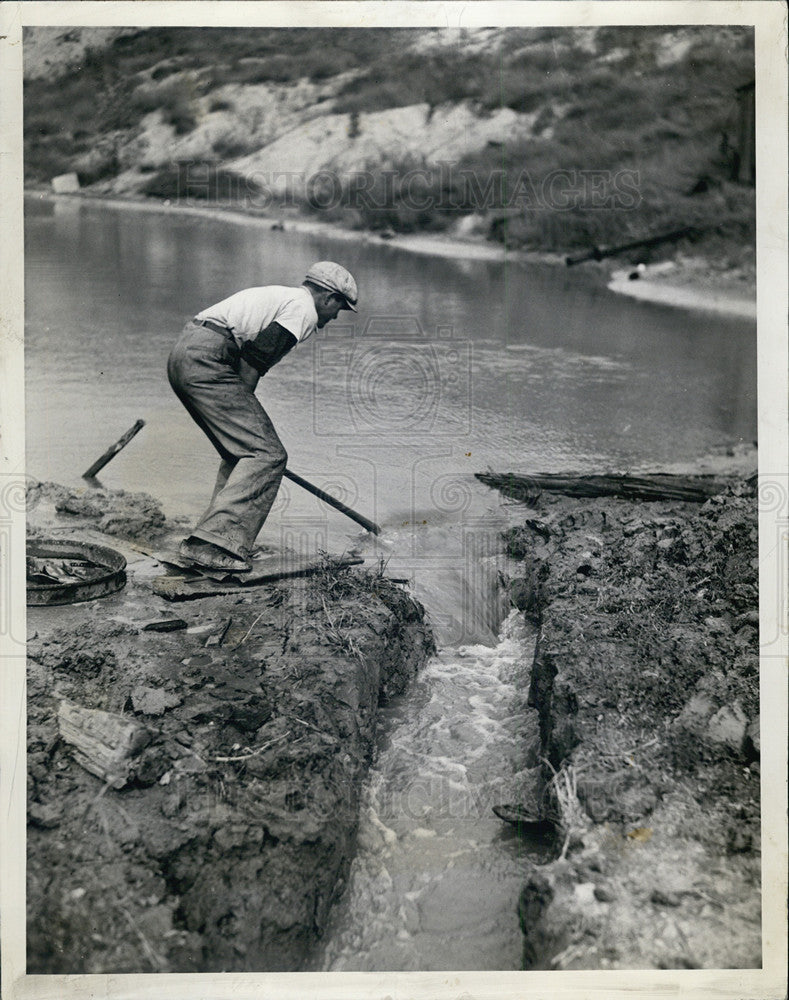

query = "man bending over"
[[168, 261, 358, 572]]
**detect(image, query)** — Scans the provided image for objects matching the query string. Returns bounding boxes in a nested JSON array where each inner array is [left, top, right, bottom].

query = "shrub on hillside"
[[130, 79, 198, 134], [334, 49, 487, 113], [211, 134, 255, 159], [141, 162, 260, 202], [306, 49, 357, 80]]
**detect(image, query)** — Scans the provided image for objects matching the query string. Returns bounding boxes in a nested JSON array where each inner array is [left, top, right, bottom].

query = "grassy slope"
[[24, 26, 754, 261]]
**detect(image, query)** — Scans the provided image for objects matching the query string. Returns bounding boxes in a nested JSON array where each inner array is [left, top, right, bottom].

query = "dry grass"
[[542, 759, 590, 857]]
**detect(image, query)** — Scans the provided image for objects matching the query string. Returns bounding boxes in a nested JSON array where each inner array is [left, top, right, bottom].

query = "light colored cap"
[[305, 261, 358, 311]]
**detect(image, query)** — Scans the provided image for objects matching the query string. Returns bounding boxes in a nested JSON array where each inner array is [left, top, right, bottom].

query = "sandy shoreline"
[[29, 189, 756, 320], [608, 269, 756, 320]]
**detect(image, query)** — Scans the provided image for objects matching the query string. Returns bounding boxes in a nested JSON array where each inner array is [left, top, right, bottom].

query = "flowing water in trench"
[[320, 614, 547, 970], [316, 509, 553, 971], [23, 197, 757, 969]]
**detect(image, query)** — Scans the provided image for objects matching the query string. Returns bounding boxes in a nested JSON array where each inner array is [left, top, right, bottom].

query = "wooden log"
[[57, 700, 151, 789], [475, 472, 729, 504], [82, 419, 145, 479], [565, 226, 698, 266]]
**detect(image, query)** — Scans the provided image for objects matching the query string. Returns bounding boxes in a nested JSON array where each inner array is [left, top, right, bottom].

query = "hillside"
[[23, 26, 755, 265]]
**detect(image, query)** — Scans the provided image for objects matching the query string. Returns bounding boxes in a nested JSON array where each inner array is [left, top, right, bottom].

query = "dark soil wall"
[[27, 512, 435, 973], [501, 483, 761, 969]]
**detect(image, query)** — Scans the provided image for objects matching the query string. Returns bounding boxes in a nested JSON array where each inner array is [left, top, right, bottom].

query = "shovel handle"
[[283, 469, 381, 535]]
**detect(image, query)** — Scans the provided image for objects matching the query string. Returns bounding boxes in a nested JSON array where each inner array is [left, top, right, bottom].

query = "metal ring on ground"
[[27, 539, 127, 606]]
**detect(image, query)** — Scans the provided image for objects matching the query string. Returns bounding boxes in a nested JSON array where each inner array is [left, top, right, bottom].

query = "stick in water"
[[83, 420, 145, 479]]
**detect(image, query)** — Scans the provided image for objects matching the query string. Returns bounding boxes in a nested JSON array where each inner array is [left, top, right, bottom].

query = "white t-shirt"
[[195, 286, 318, 346]]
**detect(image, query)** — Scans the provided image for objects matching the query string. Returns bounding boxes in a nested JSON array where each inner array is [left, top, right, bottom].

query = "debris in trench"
[[492, 803, 554, 834], [205, 616, 233, 647], [152, 553, 364, 600], [26, 557, 97, 585], [57, 700, 151, 789], [142, 619, 188, 633], [27, 479, 167, 540]]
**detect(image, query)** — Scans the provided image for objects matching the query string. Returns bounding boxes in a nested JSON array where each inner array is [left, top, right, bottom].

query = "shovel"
[[283, 468, 381, 535]]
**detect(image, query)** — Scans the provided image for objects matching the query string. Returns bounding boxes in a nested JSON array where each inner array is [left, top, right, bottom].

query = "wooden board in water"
[[151, 551, 363, 601]]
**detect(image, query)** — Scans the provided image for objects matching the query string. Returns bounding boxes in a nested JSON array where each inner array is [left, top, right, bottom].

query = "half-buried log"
[[476, 472, 729, 504], [57, 701, 151, 789]]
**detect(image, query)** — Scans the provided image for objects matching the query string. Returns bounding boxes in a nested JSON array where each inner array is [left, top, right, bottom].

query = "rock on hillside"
[[104, 76, 349, 195], [226, 103, 538, 199]]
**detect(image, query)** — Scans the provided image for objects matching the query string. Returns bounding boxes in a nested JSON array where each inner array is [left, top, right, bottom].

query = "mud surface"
[[27, 480, 168, 541], [26, 485, 434, 973], [502, 480, 761, 969]]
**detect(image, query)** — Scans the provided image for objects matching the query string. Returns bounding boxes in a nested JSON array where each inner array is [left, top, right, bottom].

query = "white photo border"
[[1, 3, 786, 999]]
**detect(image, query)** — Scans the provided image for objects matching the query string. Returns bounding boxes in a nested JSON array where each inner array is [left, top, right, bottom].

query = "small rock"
[[28, 801, 60, 829], [131, 686, 182, 716], [674, 693, 716, 734], [51, 172, 80, 193], [706, 702, 747, 753], [726, 826, 753, 854], [651, 888, 680, 907], [574, 882, 597, 906]]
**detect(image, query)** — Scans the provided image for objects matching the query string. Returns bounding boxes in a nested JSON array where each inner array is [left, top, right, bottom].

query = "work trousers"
[[167, 320, 287, 559]]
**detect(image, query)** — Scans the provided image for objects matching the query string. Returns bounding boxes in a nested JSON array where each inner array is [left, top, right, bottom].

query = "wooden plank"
[[82, 419, 145, 479], [475, 472, 729, 504], [152, 554, 364, 601]]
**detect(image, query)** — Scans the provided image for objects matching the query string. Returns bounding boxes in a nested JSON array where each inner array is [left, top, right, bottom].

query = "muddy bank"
[[494, 472, 761, 968], [25, 482, 435, 973], [607, 258, 756, 319], [26, 479, 168, 541]]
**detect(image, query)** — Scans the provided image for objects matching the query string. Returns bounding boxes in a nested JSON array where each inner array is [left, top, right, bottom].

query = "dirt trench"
[[26, 484, 435, 973], [500, 481, 761, 969]]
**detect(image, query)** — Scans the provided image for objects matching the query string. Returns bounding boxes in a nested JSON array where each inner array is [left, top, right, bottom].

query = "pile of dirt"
[[500, 481, 761, 969], [27, 546, 434, 972], [27, 480, 167, 541]]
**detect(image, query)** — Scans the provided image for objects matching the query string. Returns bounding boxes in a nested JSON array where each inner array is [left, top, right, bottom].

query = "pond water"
[[25, 196, 755, 538], [23, 195, 757, 970]]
